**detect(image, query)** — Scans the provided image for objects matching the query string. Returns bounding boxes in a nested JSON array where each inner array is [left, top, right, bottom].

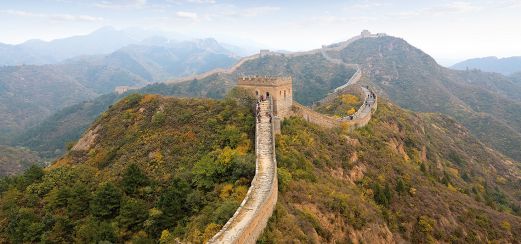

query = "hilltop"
[[8, 32, 521, 171]]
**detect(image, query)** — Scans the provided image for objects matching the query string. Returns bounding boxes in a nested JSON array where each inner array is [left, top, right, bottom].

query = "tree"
[[121, 164, 149, 195], [6, 208, 43, 243], [118, 198, 148, 231], [158, 178, 191, 222], [396, 178, 407, 194], [90, 183, 122, 219], [74, 218, 117, 243], [22, 164, 44, 187], [373, 183, 392, 208], [67, 182, 91, 218]]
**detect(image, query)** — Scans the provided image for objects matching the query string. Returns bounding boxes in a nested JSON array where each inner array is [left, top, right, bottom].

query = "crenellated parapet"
[[237, 76, 292, 86]]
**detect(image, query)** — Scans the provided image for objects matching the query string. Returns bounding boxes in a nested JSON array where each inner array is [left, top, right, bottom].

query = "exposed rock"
[[71, 125, 101, 151]]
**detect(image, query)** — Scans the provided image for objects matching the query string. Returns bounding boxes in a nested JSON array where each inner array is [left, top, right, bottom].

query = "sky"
[[1, 0, 520, 65]]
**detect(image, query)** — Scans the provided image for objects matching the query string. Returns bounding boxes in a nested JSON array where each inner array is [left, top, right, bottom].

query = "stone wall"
[[292, 102, 341, 129], [292, 87, 378, 131], [208, 99, 278, 244]]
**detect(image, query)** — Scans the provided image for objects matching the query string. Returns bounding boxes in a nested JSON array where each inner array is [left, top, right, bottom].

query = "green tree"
[[67, 182, 91, 218], [22, 164, 44, 187], [90, 183, 122, 219], [121, 164, 150, 195], [396, 178, 407, 194], [373, 183, 392, 208], [74, 218, 117, 243], [158, 178, 191, 223], [118, 198, 148, 231], [6, 208, 43, 243]]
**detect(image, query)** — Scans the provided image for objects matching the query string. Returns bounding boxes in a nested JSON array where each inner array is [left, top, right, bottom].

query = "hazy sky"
[[1, 0, 520, 64]]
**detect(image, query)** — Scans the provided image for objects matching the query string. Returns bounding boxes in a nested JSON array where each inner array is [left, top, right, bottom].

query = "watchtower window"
[[256, 90, 259, 96], [266, 92, 270, 97], [284, 90, 286, 100]]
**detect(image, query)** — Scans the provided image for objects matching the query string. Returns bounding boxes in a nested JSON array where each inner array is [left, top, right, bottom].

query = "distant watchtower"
[[237, 76, 293, 119]]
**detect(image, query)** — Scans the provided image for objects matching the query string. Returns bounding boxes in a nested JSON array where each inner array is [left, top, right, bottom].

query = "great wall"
[[207, 31, 382, 243]]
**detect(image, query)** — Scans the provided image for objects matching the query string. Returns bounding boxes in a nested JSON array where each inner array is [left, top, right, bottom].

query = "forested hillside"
[[0, 93, 256, 243], [260, 99, 521, 243], [3, 92, 519, 243]]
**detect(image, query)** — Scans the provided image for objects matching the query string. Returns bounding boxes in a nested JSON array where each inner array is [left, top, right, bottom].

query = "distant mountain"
[[451, 56, 521, 75], [511, 72, 521, 84], [0, 27, 144, 66], [0, 145, 42, 176], [0, 39, 238, 143]]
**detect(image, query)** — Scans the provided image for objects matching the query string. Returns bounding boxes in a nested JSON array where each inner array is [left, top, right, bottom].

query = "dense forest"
[[0, 92, 257, 243]]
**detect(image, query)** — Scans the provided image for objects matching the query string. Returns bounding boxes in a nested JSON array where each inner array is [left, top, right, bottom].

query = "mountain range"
[[10, 35, 521, 165], [0, 27, 146, 66], [0, 36, 238, 143], [451, 56, 521, 75]]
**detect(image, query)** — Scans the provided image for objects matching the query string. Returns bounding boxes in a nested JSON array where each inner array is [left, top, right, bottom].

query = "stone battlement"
[[237, 76, 292, 86]]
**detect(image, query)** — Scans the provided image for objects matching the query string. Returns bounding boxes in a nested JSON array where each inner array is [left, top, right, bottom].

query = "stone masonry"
[[208, 99, 278, 244]]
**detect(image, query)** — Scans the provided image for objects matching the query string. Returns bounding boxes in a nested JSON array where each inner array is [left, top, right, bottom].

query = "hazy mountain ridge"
[[0, 145, 42, 177], [451, 56, 521, 75], [0, 27, 142, 66], [0, 39, 238, 144]]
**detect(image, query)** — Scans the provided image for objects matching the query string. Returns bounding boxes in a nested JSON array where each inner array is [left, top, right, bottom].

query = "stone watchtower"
[[237, 76, 293, 119]]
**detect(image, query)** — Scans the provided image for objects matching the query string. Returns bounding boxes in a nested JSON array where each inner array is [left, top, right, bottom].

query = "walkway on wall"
[[208, 100, 278, 244]]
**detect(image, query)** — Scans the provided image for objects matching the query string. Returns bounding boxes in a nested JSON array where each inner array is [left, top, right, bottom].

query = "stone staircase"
[[208, 99, 278, 244]]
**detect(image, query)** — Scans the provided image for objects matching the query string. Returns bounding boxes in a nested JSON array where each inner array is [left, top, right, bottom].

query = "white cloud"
[[203, 4, 280, 20], [94, 0, 147, 9], [0, 9, 103, 22], [176, 11, 198, 20]]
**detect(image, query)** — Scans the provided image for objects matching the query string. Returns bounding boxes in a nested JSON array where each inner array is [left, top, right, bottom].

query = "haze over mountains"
[[452, 56, 521, 75], [8, 33, 521, 166], [0, 29, 240, 144]]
